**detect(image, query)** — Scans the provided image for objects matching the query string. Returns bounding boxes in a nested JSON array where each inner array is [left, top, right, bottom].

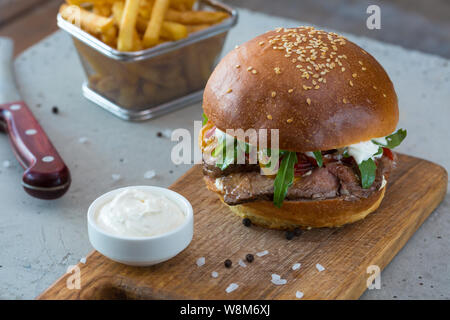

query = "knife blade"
[[0, 37, 71, 199]]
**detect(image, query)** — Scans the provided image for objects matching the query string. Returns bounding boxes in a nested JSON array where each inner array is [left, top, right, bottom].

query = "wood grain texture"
[[0, 0, 47, 23], [0, 0, 63, 56], [37, 154, 447, 300]]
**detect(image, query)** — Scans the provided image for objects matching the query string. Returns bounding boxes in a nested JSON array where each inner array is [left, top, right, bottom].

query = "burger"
[[199, 27, 406, 229]]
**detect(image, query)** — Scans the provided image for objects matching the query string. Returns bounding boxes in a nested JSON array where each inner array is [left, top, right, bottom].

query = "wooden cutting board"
[[37, 154, 447, 300]]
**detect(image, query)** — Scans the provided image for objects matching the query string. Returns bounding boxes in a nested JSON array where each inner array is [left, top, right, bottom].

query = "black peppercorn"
[[242, 218, 251, 227], [224, 259, 232, 268], [245, 254, 254, 263], [285, 231, 295, 240], [293, 227, 302, 236], [156, 131, 163, 137], [52, 106, 59, 114]]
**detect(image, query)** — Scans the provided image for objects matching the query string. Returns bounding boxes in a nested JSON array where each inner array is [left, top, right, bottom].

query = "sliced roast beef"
[[206, 154, 395, 205], [203, 161, 259, 179]]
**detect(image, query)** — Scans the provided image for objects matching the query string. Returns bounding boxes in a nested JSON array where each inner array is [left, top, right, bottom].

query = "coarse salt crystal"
[[316, 263, 325, 272], [211, 271, 218, 278], [256, 250, 269, 257], [272, 278, 287, 285], [292, 263, 301, 271], [111, 174, 121, 181], [78, 137, 89, 144], [238, 259, 247, 267], [196, 257, 205, 267], [271, 274, 287, 285], [295, 291, 304, 299], [162, 129, 172, 139], [2, 160, 11, 168], [144, 170, 156, 179], [80, 257, 86, 264], [226, 283, 239, 293]]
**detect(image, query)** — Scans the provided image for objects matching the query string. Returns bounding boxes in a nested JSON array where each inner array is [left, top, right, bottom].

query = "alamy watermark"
[[366, 5, 381, 29], [171, 121, 280, 175]]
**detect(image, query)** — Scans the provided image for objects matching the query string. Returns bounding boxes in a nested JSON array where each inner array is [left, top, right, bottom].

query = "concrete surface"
[[0, 8, 449, 299]]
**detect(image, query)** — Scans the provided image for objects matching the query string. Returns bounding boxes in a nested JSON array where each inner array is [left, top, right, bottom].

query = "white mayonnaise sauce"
[[379, 175, 387, 190], [215, 178, 224, 191], [347, 140, 381, 164], [96, 188, 185, 238]]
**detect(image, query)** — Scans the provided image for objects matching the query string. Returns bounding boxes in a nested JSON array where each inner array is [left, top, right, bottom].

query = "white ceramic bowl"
[[87, 186, 193, 266]]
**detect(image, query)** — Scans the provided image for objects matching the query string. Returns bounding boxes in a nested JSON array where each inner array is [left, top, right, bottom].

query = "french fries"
[[165, 9, 229, 25], [61, 0, 230, 51], [60, 4, 114, 35], [160, 21, 188, 41], [170, 0, 196, 11], [143, 0, 170, 47], [117, 0, 140, 51], [61, 0, 231, 109]]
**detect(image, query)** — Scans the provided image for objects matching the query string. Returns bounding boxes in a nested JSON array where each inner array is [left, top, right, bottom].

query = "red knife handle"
[[0, 101, 70, 199]]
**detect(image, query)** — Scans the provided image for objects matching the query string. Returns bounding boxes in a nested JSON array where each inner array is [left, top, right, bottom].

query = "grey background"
[[0, 7, 449, 299], [223, 0, 450, 59]]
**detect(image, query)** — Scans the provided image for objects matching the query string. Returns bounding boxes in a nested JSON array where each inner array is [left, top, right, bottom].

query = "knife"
[[0, 37, 71, 199]]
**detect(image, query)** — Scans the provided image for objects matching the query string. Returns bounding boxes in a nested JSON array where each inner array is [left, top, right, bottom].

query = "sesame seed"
[[259, 41, 265, 46], [247, 66, 253, 71], [349, 80, 353, 86], [226, 88, 232, 93], [274, 67, 281, 74], [235, 45, 239, 49], [314, 85, 320, 89], [352, 73, 357, 78], [271, 91, 277, 97], [343, 98, 348, 103], [306, 98, 311, 105], [373, 85, 377, 89], [383, 93, 387, 98], [235, 64, 240, 68], [252, 69, 258, 74], [341, 67, 345, 72], [287, 118, 293, 123], [362, 67, 367, 71], [267, 114, 273, 120], [288, 88, 294, 93], [358, 61, 363, 65]]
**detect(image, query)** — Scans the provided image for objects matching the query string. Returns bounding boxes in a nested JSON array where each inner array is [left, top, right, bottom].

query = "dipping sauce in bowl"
[[96, 188, 186, 238], [88, 186, 193, 266]]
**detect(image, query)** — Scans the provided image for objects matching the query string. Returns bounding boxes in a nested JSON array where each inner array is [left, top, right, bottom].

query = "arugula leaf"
[[212, 138, 225, 158], [342, 149, 350, 158], [217, 146, 236, 170], [358, 158, 377, 189], [213, 135, 237, 170], [202, 113, 208, 126], [273, 151, 298, 208], [312, 151, 323, 167], [374, 147, 383, 157], [373, 128, 407, 149]]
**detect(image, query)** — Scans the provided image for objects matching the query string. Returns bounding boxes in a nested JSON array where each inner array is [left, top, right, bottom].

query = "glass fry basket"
[[57, 0, 237, 121]]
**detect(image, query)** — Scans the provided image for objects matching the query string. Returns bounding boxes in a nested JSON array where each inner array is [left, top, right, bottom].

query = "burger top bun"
[[203, 27, 399, 152]]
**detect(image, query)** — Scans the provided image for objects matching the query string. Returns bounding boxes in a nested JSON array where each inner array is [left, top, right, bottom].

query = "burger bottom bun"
[[212, 186, 386, 229]]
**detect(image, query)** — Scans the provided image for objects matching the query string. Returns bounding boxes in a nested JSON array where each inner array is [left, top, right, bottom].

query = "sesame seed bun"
[[203, 27, 399, 151]]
